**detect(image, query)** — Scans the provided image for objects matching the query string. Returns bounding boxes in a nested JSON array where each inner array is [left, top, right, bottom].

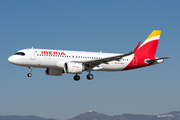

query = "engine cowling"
[[64, 62, 84, 74], [45, 68, 63, 76]]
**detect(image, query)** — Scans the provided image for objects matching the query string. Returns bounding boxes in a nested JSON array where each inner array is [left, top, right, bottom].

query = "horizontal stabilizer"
[[146, 57, 170, 63]]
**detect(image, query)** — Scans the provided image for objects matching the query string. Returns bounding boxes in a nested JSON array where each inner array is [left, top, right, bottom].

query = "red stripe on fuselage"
[[123, 55, 155, 70]]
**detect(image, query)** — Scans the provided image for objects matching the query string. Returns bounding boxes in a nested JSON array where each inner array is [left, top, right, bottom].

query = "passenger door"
[[30, 50, 36, 60]]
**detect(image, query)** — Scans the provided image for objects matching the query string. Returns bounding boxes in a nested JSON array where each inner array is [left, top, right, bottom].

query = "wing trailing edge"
[[82, 42, 141, 68]]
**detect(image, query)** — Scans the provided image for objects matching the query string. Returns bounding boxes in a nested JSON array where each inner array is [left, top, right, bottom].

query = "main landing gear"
[[73, 74, 80, 81], [86, 74, 94, 80], [27, 67, 32, 77], [73, 74, 94, 81], [73, 67, 94, 81], [86, 67, 94, 80]]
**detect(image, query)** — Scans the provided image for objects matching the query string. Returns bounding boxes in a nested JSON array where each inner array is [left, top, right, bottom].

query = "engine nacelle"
[[64, 62, 84, 74], [45, 68, 63, 76]]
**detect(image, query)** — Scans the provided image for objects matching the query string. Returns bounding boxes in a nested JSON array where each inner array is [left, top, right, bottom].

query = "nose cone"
[[8, 56, 16, 64]]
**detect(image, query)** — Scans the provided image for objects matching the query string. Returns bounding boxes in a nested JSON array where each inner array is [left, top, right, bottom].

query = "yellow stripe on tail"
[[145, 30, 161, 42]]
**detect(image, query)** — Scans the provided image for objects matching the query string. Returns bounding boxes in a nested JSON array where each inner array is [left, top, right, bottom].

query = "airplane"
[[8, 30, 169, 81]]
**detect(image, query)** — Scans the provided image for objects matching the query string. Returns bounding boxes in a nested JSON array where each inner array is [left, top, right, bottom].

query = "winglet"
[[133, 42, 141, 52]]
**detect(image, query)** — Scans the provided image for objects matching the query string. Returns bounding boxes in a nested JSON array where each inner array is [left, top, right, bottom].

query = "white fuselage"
[[8, 48, 133, 71]]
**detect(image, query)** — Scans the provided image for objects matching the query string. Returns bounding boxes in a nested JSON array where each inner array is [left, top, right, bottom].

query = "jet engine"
[[45, 68, 63, 76], [64, 62, 85, 74]]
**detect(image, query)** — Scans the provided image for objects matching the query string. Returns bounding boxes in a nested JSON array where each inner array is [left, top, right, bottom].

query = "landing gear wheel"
[[27, 73, 32, 77], [73, 75, 80, 81], [27, 67, 33, 77], [86, 74, 94, 80]]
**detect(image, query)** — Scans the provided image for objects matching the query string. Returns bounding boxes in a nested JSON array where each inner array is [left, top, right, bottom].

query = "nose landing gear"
[[27, 67, 32, 77]]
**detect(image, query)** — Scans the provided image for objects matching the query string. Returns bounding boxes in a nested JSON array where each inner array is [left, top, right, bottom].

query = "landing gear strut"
[[73, 74, 80, 81], [27, 67, 32, 77], [86, 67, 94, 80]]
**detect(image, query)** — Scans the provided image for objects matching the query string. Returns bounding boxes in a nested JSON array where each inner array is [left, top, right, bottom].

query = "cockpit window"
[[14, 52, 25, 56]]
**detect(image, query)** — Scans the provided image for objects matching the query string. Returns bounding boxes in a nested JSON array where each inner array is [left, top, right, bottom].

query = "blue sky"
[[0, 0, 179, 120]]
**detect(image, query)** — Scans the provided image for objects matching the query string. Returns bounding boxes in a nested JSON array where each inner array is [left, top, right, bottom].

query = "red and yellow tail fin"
[[136, 30, 161, 58]]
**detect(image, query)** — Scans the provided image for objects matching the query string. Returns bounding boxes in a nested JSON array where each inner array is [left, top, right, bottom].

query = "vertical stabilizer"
[[136, 30, 161, 58]]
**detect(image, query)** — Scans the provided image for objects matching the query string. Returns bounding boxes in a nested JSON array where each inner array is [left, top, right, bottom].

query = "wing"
[[82, 42, 141, 68]]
